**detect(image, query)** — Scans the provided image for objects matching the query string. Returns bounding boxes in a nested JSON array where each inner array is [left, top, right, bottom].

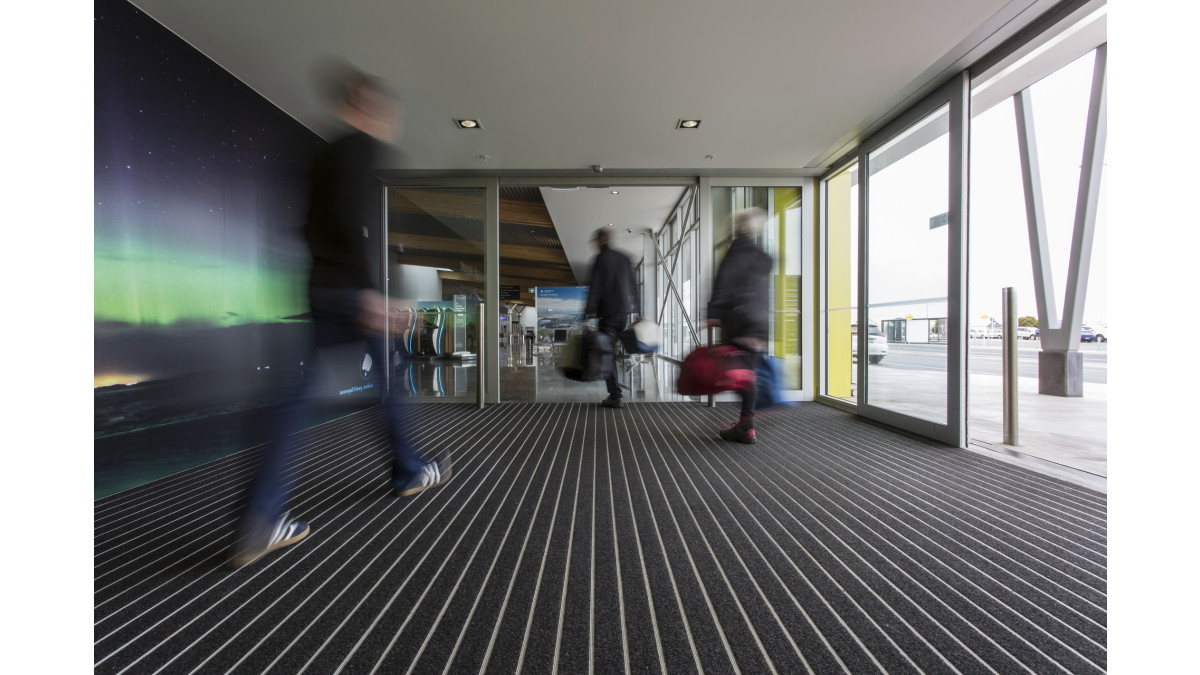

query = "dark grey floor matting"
[[94, 402, 1107, 674]]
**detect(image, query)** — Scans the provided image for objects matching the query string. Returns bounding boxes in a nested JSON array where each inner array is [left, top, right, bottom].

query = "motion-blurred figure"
[[231, 62, 450, 568], [584, 226, 640, 408], [706, 208, 772, 443]]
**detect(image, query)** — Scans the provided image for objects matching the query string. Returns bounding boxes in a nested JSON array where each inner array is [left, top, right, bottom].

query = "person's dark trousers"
[[738, 350, 765, 429], [237, 305, 424, 548], [598, 315, 627, 398]]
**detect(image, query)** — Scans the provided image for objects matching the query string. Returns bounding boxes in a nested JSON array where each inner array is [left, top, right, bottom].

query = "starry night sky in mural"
[[93, 0, 384, 499], [94, 0, 325, 331]]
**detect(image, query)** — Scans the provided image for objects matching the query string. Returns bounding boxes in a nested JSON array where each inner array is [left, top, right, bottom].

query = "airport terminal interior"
[[94, 0, 1113, 672]]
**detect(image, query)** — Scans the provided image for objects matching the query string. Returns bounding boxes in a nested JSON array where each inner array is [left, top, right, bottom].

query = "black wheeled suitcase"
[[560, 330, 614, 382]]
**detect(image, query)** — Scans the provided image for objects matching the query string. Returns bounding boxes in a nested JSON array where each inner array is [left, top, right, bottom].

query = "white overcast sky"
[[970, 50, 1107, 327]]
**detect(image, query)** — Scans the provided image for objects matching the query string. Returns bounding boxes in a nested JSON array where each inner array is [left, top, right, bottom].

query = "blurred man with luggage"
[[583, 226, 640, 409]]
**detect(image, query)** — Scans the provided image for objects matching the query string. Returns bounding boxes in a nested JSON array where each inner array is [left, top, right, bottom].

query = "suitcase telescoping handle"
[[708, 324, 717, 408]]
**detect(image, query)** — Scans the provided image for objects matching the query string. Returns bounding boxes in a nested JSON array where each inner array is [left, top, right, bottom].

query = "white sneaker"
[[229, 512, 310, 568], [395, 455, 453, 497]]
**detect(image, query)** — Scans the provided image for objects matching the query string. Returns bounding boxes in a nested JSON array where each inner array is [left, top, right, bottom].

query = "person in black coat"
[[230, 63, 451, 568], [584, 227, 640, 408], [707, 207, 773, 443]]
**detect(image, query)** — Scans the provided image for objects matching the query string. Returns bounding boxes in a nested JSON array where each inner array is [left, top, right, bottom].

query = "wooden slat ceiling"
[[387, 187, 578, 288]]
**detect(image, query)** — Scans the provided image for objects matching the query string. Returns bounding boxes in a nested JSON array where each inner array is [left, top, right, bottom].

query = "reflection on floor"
[[391, 356, 479, 400], [394, 344, 739, 405], [499, 344, 734, 403]]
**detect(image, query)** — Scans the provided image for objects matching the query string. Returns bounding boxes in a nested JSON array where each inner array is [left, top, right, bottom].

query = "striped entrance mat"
[[95, 402, 1106, 674]]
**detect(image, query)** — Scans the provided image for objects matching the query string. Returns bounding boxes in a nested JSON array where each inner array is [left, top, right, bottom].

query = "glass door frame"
[[704, 177, 816, 402], [377, 177, 500, 403], [501, 176, 699, 385], [817, 73, 969, 447], [378, 174, 817, 406]]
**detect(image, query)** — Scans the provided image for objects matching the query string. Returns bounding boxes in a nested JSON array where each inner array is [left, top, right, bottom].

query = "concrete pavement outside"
[[968, 372, 1107, 490]]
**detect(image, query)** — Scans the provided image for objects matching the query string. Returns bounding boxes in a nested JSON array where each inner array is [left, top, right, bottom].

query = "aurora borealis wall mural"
[[95, 0, 374, 497]]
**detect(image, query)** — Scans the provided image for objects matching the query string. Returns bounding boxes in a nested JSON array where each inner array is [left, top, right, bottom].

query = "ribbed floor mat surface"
[[94, 402, 1106, 674]]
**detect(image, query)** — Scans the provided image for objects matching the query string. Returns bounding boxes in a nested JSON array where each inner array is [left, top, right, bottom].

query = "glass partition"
[[385, 187, 486, 400], [710, 186, 804, 392], [654, 192, 701, 362]]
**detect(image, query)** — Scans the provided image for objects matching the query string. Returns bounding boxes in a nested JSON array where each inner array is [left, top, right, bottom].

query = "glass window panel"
[[771, 187, 802, 389], [386, 187, 485, 400], [710, 186, 802, 391], [968, 46, 1107, 452], [1029, 50, 1099, 322], [824, 164, 858, 402], [866, 106, 950, 423]]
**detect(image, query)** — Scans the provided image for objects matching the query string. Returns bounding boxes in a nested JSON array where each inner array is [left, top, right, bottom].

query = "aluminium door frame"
[[378, 177, 500, 404], [815, 156, 861, 417], [815, 73, 969, 447]]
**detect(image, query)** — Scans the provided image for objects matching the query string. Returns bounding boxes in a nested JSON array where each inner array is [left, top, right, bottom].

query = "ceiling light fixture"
[[677, 119, 701, 129], [454, 118, 482, 129], [611, 190, 619, 194]]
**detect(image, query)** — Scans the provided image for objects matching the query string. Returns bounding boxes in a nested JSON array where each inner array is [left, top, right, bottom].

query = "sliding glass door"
[[819, 75, 968, 445], [383, 182, 497, 402]]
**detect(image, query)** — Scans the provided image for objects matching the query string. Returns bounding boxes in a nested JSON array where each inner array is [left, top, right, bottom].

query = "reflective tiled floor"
[[394, 344, 740, 405], [497, 344, 731, 403]]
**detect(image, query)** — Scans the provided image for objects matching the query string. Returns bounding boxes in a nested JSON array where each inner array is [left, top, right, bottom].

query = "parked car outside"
[[851, 321, 889, 364], [1016, 326, 1039, 340], [1080, 325, 1106, 342]]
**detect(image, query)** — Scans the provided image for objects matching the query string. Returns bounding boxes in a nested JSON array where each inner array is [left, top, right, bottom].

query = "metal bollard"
[[1002, 288, 1017, 445]]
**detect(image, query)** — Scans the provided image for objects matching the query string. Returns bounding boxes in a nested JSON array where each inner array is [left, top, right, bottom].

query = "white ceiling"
[[128, 0, 1052, 173], [540, 186, 687, 281], [126, 0, 1064, 271]]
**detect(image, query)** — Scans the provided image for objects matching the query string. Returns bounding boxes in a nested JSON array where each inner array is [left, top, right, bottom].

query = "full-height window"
[[824, 164, 859, 403], [866, 106, 951, 424]]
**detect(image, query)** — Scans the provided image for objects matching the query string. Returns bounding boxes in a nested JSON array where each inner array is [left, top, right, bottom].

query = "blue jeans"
[[237, 298, 424, 547]]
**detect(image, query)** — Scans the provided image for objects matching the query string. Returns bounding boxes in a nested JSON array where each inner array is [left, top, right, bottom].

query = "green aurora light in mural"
[[95, 235, 308, 327]]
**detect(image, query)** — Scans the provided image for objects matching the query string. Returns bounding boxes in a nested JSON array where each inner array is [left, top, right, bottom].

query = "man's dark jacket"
[[585, 244, 640, 319], [304, 130, 383, 296], [708, 235, 773, 340]]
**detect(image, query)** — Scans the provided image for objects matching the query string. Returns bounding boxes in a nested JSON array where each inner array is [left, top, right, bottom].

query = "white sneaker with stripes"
[[229, 512, 310, 568], [395, 455, 453, 497]]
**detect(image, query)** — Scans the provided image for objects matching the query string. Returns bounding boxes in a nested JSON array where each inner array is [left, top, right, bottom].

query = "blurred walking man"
[[584, 227, 640, 409], [707, 208, 772, 443], [230, 63, 450, 568]]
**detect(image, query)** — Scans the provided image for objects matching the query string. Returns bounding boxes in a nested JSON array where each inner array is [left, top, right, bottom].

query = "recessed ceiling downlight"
[[454, 119, 482, 129], [677, 119, 701, 129]]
